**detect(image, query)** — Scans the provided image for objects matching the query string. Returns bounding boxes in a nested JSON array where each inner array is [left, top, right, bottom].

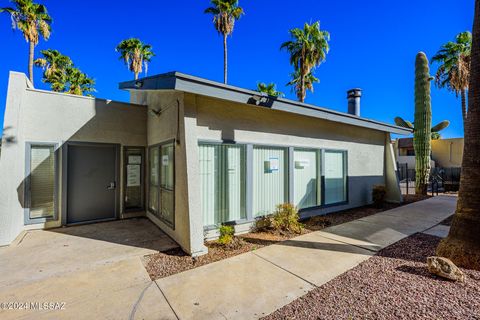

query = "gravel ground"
[[144, 195, 430, 280], [263, 233, 480, 320]]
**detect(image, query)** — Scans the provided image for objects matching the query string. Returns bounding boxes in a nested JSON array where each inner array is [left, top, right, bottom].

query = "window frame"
[[198, 140, 350, 226], [24, 142, 59, 225], [147, 139, 176, 229], [123, 146, 145, 213], [320, 149, 349, 208]]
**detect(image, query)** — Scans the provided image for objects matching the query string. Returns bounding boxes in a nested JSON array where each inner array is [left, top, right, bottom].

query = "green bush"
[[255, 203, 303, 234], [217, 224, 235, 245], [372, 184, 387, 208]]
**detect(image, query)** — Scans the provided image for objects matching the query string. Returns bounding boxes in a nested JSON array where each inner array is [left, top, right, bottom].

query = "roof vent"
[[347, 88, 362, 117]]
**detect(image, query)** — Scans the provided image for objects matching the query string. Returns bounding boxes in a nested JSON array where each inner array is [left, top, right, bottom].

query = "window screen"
[[29, 145, 55, 219], [159, 143, 175, 226]]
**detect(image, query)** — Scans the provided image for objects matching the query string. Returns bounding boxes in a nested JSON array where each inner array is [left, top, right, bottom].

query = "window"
[[160, 143, 175, 225], [253, 146, 288, 217], [199, 143, 246, 226], [148, 146, 159, 214], [26, 144, 57, 222], [148, 141, 175, 227], [294, 149, 320, 209], [324, 151, 347, 205]]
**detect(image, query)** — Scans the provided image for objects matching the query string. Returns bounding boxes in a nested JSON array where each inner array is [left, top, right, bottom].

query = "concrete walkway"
[[0, 196, 456, 320], [156, 196, 456, 320]]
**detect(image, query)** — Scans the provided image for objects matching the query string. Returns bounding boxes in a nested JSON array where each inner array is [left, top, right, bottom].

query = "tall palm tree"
[[204, 0, 244, 84], [436, 0, 480, 270], [1, 0, 52, 84], [287, 69, 319, 101], [116, 38, 154, 80], [34, 49, 72, 92], [432, 31, 472, 127], [281, 21, 330, 102], [65, 67, 95, 97], [256, 82, 283, 97]]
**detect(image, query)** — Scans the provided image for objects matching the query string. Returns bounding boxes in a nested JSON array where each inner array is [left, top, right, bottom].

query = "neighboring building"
[[431, 138, 464, 168], [393, 137, 463, 169], [0, 71, 410, 256]]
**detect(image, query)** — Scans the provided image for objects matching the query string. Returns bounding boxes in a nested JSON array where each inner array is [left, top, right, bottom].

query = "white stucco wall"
[[185, 94, 395, 214], [130, 90, 207, 256], [0, 72, 147, 246]]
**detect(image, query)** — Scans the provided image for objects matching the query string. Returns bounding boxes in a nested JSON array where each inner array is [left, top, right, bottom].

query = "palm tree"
[[34, 49, 72, 92], [432, 31, 472, 127], [287, 69, 319, 101], [281, 21, 330, 102], [116, 38, 154, 80], [256, 82, 283, 97], [204, 0, 244, 84], [65, 67, 95, 97], [1, 0, 52, 84], [436, 0, 480, 270]]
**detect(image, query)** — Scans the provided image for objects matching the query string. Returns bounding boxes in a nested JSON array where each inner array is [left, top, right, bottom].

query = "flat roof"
[[119, 72, 411, 135]]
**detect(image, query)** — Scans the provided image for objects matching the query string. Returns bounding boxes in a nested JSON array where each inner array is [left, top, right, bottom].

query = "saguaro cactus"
[[395, 52, 450, 195]]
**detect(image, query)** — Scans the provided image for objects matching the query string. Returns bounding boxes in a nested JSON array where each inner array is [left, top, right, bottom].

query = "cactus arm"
[[431, 120, 450, 132], [394, 117, 414, 129]]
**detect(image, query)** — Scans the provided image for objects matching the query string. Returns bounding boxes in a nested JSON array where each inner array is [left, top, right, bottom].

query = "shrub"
[[255, 203, 303, 234], [217, 224, 235, 245], [372, 184, 387, 208]]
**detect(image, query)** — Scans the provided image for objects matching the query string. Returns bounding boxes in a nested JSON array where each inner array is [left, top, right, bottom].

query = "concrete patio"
[[0, 196, 456, 320]]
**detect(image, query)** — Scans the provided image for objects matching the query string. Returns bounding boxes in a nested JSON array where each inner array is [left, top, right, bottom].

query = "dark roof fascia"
[[119, 72, 412, 135]]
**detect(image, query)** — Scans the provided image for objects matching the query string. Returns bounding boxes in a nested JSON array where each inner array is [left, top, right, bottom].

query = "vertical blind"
[[294, 149, 319, 209], [252, 146, 287, 217], [29, 145, 55, 219], [324, 151, 346, 204], [199, 144, 246, 226]]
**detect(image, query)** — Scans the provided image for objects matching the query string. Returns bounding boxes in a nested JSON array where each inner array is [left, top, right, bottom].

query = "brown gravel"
[[263, 233, 480, 320], [144, 194, 431, 280]]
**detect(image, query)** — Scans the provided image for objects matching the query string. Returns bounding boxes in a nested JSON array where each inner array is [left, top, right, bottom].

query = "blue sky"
[[0, 0, 474, 138]]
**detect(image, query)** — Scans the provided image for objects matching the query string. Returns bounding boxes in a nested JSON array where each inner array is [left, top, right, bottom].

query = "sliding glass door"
[[294, 149, 320, 209]]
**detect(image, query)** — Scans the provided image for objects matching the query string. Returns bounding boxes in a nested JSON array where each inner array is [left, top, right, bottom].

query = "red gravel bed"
[[144, 195, 430, 280], [263, 233, 480, 320]]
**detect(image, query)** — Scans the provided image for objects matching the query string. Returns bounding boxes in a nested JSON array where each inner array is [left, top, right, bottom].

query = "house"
[[0, 71, 410, 256], [393, 137, 464, 169]]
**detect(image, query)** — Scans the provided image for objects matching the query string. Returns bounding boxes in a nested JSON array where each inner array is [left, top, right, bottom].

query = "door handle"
[[107, 182, 116, 190]]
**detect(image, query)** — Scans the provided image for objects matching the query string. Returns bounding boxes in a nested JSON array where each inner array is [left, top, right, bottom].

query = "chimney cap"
[[347, 88, 362, 98]]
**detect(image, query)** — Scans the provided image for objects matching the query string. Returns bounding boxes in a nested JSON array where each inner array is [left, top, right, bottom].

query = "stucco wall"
[[184, 94, 395, 220], [0, 72, 147, 246], [432, 138, 464, 168], [131, 90, 207, 256]]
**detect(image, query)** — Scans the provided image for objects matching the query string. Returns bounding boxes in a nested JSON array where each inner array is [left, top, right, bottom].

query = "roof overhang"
[[120, 72, 412, 135]]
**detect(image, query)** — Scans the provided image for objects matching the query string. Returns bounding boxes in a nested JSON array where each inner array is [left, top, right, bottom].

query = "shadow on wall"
[[190, 95, 385, 146], [3, 97, 154, 248]]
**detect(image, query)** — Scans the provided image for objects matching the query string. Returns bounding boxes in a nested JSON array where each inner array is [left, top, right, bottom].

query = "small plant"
[[255, 203, 303, 234], [372, 184, 387, 208], [218, 224, 235, 245]]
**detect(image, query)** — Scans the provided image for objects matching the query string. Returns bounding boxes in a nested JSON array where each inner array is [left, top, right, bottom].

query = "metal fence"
[[397, 163, 461, 195]]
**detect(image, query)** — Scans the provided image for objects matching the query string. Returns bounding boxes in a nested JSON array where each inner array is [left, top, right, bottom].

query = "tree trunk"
[[134, 72, 139, 80], [28, 41, 35, 85], [437, 0, 480, 270], [223, 33, 228, 84], [299, 61, 306, 103], [461, 89, 467, 129]]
